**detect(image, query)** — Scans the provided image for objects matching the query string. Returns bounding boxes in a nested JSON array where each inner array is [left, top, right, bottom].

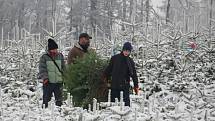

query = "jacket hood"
[[74, 42, 90, 51], [74, 42, 83, 50]]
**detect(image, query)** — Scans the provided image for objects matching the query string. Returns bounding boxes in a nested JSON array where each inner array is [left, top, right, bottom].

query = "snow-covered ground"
[[1, 29, 215, 121], [1, 79, 215, 121], [1, 47, 215, 121]]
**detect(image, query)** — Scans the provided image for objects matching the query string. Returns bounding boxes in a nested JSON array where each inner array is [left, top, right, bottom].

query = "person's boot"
[[42, 103, 48, 108], [56, 101, 62, 107]]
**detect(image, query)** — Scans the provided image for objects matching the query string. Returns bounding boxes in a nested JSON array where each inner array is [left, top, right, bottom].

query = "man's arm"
[[131, 59, 138, 88], [103, 57, 114, 78], [67, 48, 76, 64], [39, 55, 48, 80]]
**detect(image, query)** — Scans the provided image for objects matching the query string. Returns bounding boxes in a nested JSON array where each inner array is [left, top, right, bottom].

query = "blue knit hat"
[[122, 42, 133, 51]]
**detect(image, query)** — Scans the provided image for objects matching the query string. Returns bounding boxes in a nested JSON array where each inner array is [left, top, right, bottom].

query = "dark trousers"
[[111, 88, 130, 106], [43, 83, 63, 108]]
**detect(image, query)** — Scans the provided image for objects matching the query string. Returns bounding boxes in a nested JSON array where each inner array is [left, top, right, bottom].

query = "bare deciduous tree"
[[166, 0, 171, 24]]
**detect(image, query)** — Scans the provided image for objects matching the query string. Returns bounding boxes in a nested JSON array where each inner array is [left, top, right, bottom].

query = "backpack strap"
[[46, 54, 63, 74]]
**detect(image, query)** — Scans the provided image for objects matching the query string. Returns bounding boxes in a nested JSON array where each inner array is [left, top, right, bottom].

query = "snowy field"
[[1, 78, 215, 121], [1, 0, 215, 120], [1, 46, 215, 121]]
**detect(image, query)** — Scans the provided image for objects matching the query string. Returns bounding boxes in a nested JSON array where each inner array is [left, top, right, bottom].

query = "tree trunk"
[[43, 9, 48, 31], [52, 0, 57, 35], [35, 0, 42, 33], [166, 0, 171, 24], [209, 0, 213, 48], [18, 1, 25, 39], [129, 0, 133, 22], [183, 1, 190, 33], [140, 0, 144, 23], [145, 0, 150, 36], [130, 0, 137, 38], [69, 0, 73, 32], [90, 0, 97, 36], [108, 0, 113, 40], [122, 0, 126, 31], [146, 0, 150, 24]]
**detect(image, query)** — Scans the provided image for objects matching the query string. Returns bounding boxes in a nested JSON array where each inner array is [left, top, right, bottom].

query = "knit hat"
[[79, 33, 92, 39], [48, 38, 58, 50], [122, 42, 133, 51]]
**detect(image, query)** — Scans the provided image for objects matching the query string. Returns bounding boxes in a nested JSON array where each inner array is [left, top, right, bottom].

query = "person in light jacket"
[[39, 38, 65, 108]]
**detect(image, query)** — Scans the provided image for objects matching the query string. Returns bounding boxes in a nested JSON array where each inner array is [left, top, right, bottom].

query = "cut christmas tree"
[[64, 51, 109, 107]]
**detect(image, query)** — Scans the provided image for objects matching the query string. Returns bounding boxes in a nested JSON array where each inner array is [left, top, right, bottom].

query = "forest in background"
[[0, 0, 213, 49]]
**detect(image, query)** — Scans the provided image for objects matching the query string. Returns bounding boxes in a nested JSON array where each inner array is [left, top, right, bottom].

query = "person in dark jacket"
[[103, 42, 139, 106], [39, 38, 65, 108], [67, 33, 92, 64]]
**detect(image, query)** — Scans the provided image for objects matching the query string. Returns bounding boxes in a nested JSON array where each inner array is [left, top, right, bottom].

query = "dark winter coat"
[[104, 53, 138, 89], [39, 52, 65, 83], [67, 43, 89, 64]]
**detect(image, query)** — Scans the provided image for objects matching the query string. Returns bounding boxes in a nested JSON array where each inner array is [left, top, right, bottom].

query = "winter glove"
[[43, 79, 49, 86], [134, 87, 139, 95]]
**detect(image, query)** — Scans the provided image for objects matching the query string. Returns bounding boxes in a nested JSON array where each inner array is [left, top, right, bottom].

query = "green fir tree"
[[64, 51, 109, 107]]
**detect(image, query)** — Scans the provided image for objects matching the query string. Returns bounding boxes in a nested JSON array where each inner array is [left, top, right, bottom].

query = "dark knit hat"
[[48, 38, 58, 50], [79, 33, 92, 39], [122, 42, 133, 51]]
